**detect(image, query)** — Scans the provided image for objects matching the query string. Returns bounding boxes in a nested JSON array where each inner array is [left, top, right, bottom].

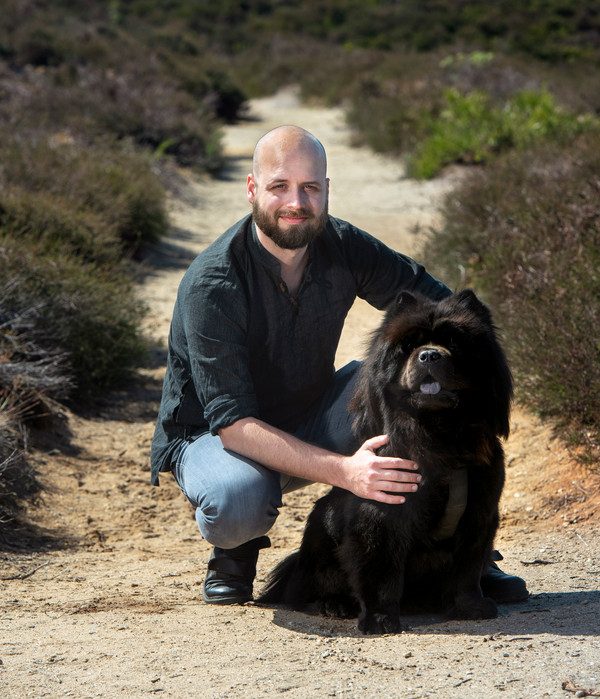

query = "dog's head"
[[352, 289, 513, 438]]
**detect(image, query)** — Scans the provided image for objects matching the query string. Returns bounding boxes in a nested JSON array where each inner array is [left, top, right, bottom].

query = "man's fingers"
[[376, 457, 419, 471], [374, 480, 419, 493], [361, 436, 418, 469], [362, 434, 389, 451], [377, 468, 421, 482], [351, 436, 420, 504], [372, 492, 407, 505]]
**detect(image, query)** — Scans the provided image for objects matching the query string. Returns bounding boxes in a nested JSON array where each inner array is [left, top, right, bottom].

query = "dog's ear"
[[454, 289, 493, 326], [349, 373, 383, 440], [454, 290, 513, 437], [487, 336, 513, 438], [395, 291, 418, 309]]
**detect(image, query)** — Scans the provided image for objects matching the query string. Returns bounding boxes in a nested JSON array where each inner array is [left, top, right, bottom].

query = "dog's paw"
[[447, 595, 498, 620], [358, 611, 405, 635], [319, 595, 359, 619]]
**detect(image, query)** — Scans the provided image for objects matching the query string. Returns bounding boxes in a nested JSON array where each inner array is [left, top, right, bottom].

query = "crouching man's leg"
[[170, 361, 364, 605], [173, 432, 282, 604]]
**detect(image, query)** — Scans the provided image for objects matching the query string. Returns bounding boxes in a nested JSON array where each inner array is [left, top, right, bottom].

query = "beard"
[[252, 200, 328, 250]]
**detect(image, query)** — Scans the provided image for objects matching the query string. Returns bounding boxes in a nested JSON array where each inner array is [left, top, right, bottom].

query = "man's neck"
[[256, 227, 309, 294]]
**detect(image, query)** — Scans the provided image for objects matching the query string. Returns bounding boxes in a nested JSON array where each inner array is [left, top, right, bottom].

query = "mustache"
[[277, 208, 313, 219]]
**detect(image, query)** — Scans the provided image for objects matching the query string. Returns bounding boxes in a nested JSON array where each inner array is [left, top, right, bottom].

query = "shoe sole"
[[202, 592, 252, 605]]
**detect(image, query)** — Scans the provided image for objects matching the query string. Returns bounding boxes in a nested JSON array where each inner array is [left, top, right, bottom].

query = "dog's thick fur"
[[258, 289, 513, 634]]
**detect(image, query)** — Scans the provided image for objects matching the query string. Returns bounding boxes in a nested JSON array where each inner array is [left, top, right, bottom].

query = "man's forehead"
[[259, 149, 326, 182], [253, 126, 327, 178]]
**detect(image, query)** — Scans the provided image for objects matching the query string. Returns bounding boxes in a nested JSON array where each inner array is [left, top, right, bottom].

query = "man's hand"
[[339, 434, 421, 504], [219, 419, 419, 504]]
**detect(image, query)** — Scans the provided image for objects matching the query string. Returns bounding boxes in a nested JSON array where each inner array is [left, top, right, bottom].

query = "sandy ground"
[[2, 88, 600, 699]]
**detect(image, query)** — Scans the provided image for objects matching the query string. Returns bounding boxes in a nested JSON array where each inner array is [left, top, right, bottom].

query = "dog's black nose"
[[418, 349, 441, 363]]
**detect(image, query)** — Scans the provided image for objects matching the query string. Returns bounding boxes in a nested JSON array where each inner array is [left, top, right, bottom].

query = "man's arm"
[[220, 417, 421, 505], [337, 221, 452, 308]]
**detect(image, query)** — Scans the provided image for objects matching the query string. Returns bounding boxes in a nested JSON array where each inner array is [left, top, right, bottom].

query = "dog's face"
[[386, 291, 483, 411], [354, 289, 513, 438]]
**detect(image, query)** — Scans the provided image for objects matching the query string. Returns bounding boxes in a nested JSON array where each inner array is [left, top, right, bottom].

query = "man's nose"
[[285, 186, 309, 208]]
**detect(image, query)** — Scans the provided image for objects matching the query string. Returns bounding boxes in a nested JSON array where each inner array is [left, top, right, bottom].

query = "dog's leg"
[[309, 550, 357, 618], [299, 495, 356, 614], [355, 567, 406, 634], [318, 594, 360, 619], [446, 464, 503, 620], [341, 540, 407, 634], [446, 525, 498, 619], [446, 566, 498, 620]]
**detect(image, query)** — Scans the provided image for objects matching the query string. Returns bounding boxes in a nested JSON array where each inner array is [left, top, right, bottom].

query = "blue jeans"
[[172, 361, 361, 549]]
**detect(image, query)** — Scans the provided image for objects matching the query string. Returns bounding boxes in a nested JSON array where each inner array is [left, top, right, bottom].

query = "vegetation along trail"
[[2, 89, 600, 698]]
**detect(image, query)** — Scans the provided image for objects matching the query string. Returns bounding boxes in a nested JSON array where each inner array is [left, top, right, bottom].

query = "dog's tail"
[[256, 550, 307, 606]]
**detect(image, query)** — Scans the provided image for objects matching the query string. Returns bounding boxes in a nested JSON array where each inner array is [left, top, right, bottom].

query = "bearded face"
[[252, 199, 329, 250], [247, 133, 330, 251]]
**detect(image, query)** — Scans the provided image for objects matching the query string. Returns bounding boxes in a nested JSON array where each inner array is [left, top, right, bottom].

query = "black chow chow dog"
[[258, 289, 513, 634]]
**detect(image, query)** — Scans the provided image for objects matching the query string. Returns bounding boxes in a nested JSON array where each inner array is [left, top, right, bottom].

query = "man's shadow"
[[265, 590, 600, 638]]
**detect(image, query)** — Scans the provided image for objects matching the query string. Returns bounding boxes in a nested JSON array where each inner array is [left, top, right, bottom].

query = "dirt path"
[[2, 88, 600, 699]]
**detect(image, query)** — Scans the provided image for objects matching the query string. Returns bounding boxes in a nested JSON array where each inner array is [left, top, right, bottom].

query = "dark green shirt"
[[150, 214, 451, 485]]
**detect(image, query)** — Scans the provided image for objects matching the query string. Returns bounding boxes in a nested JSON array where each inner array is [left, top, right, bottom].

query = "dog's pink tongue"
[[420, 381, 441, 395]]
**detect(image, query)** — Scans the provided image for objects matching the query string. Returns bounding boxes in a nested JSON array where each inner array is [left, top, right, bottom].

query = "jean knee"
[[196, 476, 282, 549]]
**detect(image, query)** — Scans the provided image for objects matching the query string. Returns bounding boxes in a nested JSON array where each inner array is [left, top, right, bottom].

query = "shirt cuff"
[[204, 395, 259, 435]]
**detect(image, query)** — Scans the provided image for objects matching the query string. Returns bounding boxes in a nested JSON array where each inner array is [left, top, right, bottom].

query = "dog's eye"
[[400, 334, 422, 354], [436, 330, 462, 354]]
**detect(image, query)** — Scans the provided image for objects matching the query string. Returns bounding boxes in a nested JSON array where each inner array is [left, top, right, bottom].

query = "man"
[[151, 125, 528, 606]]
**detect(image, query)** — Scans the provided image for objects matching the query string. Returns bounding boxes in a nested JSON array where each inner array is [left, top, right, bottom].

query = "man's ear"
[[246, 174, 256, 204]]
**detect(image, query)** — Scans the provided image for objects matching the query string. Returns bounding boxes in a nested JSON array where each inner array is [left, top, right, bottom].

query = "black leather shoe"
[[481, 551, 529, 603], [202, 536, 271, 605]]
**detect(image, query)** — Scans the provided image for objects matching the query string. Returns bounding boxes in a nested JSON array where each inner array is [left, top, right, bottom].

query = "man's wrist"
[[328, 454, 350, 491]]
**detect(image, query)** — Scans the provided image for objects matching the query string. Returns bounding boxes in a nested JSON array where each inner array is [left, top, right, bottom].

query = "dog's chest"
[[387, 467, 468, 543]]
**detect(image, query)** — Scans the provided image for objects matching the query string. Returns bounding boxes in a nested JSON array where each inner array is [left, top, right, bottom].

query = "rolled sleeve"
[[202, 394, 257, 435]]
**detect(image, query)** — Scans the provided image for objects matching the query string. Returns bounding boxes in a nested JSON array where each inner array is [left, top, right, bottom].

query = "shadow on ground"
[[213, 155, 252, 182], [137, 231, 198, 277], [266, 590, 600, 638]]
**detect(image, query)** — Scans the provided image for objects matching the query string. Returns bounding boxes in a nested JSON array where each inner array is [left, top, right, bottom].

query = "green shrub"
[[408, 89, 505, 178], [0, 280, 73, 549], [0, 0, 244, 172], [119, 0, 600, 62], [0, 242, 147, 399], [344, 51, 446, 155], [0, 189, 117, 265], [343, 50, 599, 173], [0, 136, 168, 257], [422, 133, 600, 465], [408, 88, 596, 178], [0, 418, 46, 549]]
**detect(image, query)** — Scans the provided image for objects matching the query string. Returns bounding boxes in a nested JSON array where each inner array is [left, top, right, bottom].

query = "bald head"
[[247, 125, 330, 252], [252, 125, 327, 182]]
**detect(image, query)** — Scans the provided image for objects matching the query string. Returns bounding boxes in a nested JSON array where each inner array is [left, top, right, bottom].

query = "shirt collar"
[[250, 220, 282, 273], [249, 220, 316, 278]]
